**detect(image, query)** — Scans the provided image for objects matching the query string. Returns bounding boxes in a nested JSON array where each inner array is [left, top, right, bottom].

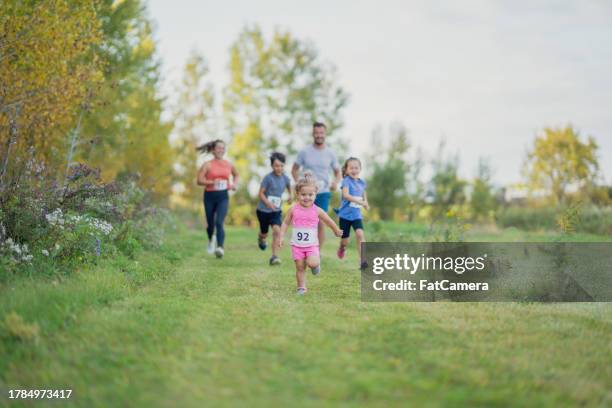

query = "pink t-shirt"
[[290, 203, 319, 247]]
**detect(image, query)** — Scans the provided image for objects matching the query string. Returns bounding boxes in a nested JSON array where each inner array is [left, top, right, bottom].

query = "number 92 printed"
[[8, 389, 72, 399]]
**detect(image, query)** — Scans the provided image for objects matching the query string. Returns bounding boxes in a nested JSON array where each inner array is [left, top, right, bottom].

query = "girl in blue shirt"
[[336, 157, 369, 269]]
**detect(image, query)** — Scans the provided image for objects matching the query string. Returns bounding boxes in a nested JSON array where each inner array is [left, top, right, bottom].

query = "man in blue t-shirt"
[[292, 122, 341, 248]]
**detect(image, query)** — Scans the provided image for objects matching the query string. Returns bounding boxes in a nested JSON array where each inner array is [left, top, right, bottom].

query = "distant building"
[[501, 185, 548, 204]]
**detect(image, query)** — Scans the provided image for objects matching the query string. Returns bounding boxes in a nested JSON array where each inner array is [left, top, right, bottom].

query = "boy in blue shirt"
[[257, 152, 292, 265], [336, 157, 368, 269]]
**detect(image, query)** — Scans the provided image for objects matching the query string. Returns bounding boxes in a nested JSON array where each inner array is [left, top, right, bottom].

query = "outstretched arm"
[[279, 206, 294, 247], [317, 207, 342, 237]]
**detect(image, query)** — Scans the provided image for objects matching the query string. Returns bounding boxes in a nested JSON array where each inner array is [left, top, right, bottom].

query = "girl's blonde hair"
[[295, 171, 318, 195], [342, 157, 362, 177]]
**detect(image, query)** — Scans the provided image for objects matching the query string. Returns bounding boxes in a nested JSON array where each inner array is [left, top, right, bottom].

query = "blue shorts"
[[314, 192, 331, 212]]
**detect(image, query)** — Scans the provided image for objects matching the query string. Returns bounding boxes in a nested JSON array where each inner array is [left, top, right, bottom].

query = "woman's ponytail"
[[196, 139, 224, 154]]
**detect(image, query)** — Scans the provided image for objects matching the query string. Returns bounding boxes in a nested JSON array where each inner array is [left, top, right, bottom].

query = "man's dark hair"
[[313, 122, 327, 130], [270, 151, 286, 165]]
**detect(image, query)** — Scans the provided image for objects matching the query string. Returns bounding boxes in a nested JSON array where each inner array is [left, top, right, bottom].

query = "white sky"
[[147, 0, 611, 185]]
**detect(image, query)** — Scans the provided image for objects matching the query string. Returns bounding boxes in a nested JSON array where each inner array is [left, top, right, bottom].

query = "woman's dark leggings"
[[204, 190, 229, 247]]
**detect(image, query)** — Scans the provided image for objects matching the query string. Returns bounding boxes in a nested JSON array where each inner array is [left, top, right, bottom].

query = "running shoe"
[[269, 255, 281, 265], [297, 287, 306, 295], [258, 237, 267, 251], [207, 236, 217, 254], [360, 260, 369, 270], [310, 265, 320, 275], [337, 246, 346, 259], [215, 246, 224, 258]]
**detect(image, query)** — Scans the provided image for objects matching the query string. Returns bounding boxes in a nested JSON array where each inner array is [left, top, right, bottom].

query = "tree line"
[[2, 1, 608, 226], [1, 0, 171, 200], [363, 122, 606, 223]]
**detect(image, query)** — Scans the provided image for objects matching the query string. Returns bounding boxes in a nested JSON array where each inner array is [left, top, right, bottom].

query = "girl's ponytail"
[[295, 171, 318, 195]]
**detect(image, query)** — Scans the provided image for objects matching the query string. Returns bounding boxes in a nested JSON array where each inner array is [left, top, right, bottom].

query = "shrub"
[[496, 207, 558, 231], [0, 160, 170, 279], [496, 205, 612, 235]]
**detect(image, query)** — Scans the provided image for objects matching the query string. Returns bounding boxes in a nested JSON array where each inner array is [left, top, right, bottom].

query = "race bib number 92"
[[291, 227, 318, 246]]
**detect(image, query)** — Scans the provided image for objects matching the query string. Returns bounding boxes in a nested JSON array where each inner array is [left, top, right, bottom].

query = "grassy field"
[[369, 220, 612, 243], [1, 223, 611, 407]]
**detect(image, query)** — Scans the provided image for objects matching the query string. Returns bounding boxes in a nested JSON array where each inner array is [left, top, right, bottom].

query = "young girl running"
[[336, 157, 369, 269], [256, 152, 292, 265], [196, 139, 238, 258], [280, 173, 343, 295]]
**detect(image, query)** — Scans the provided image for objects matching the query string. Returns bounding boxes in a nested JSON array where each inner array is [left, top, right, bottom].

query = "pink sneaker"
[[337, 246, 346, 259]]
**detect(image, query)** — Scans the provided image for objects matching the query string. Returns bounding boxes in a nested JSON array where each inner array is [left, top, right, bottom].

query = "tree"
[[366, 123, 411, 220], [405, 145, 425, 221], [470, 157, 496, 220], [523, 125, 599, 204], [223, 24, 349, 190], [0, 0, 102, 190], [429, 141, 466, 219], [76, 0, 174, 198], [172, 50, 216, 207]]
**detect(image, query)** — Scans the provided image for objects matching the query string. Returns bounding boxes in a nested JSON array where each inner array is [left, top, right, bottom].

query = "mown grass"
[[0, 223, 610, 407]]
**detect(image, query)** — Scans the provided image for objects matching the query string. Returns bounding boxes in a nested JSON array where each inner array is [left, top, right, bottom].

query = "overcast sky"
[[148, 0, 611, 185]]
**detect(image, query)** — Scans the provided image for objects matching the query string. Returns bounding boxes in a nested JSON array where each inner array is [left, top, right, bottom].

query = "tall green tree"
[[172, 50, 216, 207], [366, 123, 411, 220], [223, 24, 349, 190], [429, 141, 466, 219], [77, 0, 174, 198], [523, 125, 599, 204], [470, 157, 496, 220]]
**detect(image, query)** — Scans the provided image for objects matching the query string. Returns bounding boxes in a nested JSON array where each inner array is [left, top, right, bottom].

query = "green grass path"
[[1, 226, 610, 407]]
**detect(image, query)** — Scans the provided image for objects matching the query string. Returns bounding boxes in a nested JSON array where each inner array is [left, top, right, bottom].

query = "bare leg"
[[356, 228, 366, 265], [271, 225, 281, 257], [337, 235, 348, 259], [295, 259, 306, 289], [339, 237, 349, 250], [305, 255, 320, 269]]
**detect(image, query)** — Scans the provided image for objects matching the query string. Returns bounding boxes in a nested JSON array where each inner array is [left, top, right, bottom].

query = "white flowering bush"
[[35, 207, 119, 267], [0, 222, 33, 272], [0, 237, 34, 264], [1, 161, 171, 279], [45, 208, 113, 237]]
